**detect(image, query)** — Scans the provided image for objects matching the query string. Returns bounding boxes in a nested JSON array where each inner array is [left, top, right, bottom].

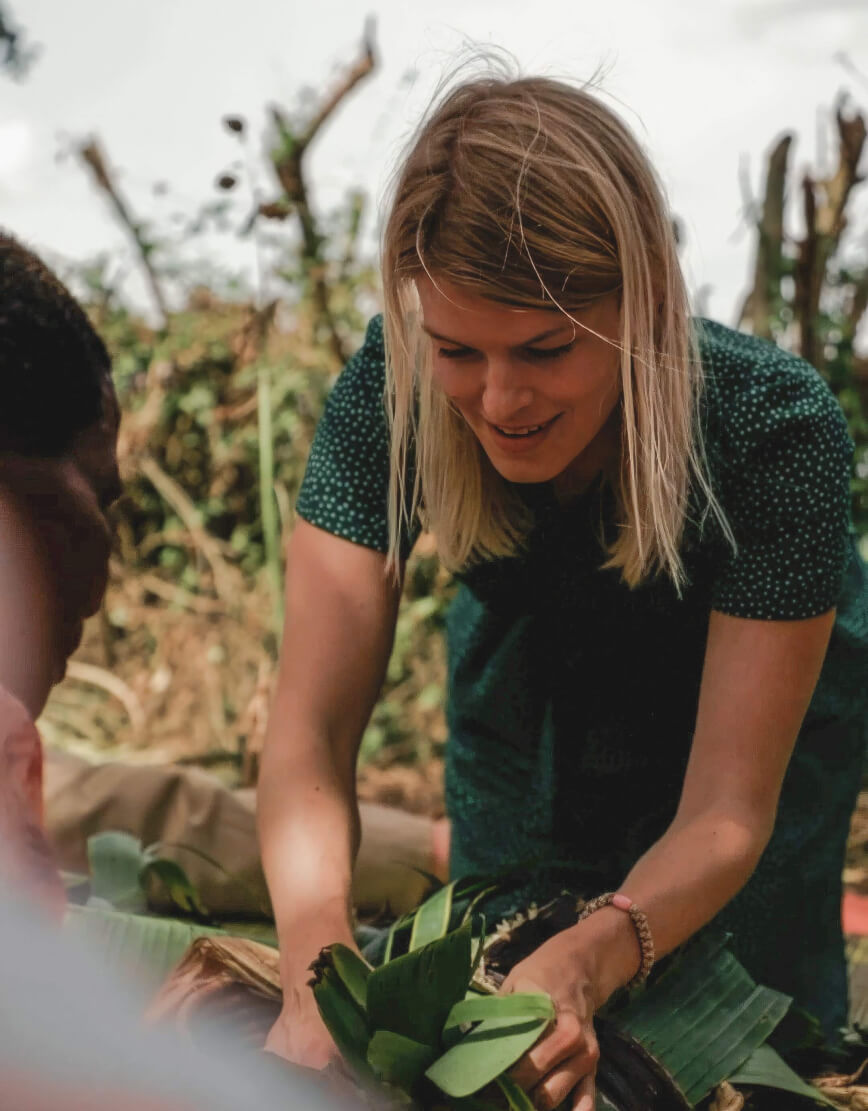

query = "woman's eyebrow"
[[420, 324, 575, 345]]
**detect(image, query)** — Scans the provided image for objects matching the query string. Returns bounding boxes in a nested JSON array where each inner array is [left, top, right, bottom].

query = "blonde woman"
[[258, 75, 868, 1109]]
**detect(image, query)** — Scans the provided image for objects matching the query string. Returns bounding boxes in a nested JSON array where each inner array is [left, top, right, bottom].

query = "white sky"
[[1, 0, 867, 324]]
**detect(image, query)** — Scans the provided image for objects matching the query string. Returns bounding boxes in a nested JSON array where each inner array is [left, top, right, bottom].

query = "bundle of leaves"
[[308, 881, 837, 1110], [63, 842, 859, 1109]]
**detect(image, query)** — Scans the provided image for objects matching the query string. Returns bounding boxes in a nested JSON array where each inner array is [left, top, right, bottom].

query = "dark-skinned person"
[[0, 230, 358, 1111], [0, 230, 120, 913], [0, 229, 448, 932]]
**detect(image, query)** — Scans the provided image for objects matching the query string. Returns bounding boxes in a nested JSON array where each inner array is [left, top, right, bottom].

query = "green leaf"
[[215, 920, 278, 947], [383, 910, 413, 964], [367, 920, 472, 1046], [409, 880, 455, 951], [495, 1074, 536, 1110], [444, 992, 554, 1032], [461, 884, 499, 927], [329, 943, 372, 1012], [425, 1013, 549, 1098], [60, 870, 90, 890], [366, 1030, 438, 1090], [728, 1045, 835, 1106], [150, 840, 271, 917], [384, 873, 501, 964], [470, 921, 486, 982], [87, 832, 148, 911], [141, 859, 209, 919], [614, 935, 791, 1106], [64, 904, 225, 991], [312, 966, 375, 1084]]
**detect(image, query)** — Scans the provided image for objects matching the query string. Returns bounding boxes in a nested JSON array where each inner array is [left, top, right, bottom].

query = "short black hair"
[[0, 231, 110, 457]]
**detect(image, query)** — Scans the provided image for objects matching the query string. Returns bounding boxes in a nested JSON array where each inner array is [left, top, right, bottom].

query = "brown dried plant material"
[[147, 936, 281, 1048], [709, 1082, 744, 1111], [812, 1087, 868, 1110], [812, 1059, 868, 1108], [78, 138, 168, 328]]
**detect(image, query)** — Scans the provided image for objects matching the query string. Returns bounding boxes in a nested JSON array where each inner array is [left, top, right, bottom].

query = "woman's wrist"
[[566, 905, 646, 1008], [277, 898, 356, 974]]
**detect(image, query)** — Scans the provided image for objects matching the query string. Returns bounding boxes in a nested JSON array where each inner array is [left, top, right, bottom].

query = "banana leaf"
[[409, 880, 455, 951], [328, 943, 372, 1011], [424, 1012, 550, 1098], [87, 830, 209, 920], [312, 964, 376, 1084], [728, 1045, 834, 1106], [213, 919, 278, 947], [611, 934, 791, 1106], [495, 1074, 536, 1110], [64, 904, 225, 991], [595, 1018, 690, 1111], [386, 873, 508, 963], [88, 830, 148, 911], [143, 858, 209, 918], [367, 920, 473, 1046], [443, 992, 554, 1032], [367, 1030, 439, 1089]]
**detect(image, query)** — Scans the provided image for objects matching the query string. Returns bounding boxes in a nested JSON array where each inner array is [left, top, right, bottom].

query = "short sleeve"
[[710, 346, 853, 621], [296, 315, 416, 555]]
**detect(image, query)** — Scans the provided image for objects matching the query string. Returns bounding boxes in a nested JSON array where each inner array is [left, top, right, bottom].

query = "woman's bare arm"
[[258, 518, 401, 1064], [572, 607, 836, 999], [503, 609, 835, 1111]]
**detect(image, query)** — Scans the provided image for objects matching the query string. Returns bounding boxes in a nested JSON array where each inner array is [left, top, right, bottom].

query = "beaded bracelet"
[[576, 892, 655, 988]]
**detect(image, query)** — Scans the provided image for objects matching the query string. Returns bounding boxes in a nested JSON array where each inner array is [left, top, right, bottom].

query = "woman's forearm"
[[257, 731, 361, 970], [574, 809, 769, 1006]]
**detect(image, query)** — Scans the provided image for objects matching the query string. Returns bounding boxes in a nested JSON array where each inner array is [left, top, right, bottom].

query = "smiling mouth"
[[490, 415, 561, 438]]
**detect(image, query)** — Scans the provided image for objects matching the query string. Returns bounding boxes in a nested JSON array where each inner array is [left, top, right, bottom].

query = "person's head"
[[382, 71, 717, 588], [0, 232, 121, 704], [0, 232, 119, 462]]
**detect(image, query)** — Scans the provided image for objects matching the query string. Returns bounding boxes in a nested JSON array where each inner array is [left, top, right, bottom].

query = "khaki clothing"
[[44, 749, 437, 917]]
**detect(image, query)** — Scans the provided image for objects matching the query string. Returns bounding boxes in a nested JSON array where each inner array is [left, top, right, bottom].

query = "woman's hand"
[[264, 982, 339, 1070], [264, 911, 358, 1072], [501, 929, 602, 1111]]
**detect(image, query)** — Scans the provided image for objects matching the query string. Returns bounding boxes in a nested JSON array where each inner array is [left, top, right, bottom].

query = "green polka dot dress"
[[297, 315, 868, 1036]]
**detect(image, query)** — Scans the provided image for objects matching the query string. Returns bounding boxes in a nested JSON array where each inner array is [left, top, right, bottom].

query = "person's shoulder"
[[695, 318, 850, 453], [697, 317, 830, 400], [357, 313, 385, 363], [330, 314, 386, 398]]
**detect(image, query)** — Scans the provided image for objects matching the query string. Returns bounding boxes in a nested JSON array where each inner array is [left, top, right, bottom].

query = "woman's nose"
[[481, 360, 534, 422]]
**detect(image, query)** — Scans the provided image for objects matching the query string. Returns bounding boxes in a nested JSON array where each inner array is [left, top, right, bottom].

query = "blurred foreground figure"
[[0, 231, 368, 1109], [0, 229, 445, 922], [0, 229, 121, 912], [0, 889, 342, 1111]]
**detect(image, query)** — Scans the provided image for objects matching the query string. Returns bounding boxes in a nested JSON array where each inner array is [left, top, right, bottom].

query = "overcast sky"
[[1, 0, 867, 325]]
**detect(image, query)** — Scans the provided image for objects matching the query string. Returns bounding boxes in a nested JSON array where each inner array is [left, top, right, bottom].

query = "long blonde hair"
[[382, 72, 727, 589]]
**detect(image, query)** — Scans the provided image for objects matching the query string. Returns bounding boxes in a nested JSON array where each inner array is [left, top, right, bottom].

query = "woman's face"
[[417, 277, 622, 495]]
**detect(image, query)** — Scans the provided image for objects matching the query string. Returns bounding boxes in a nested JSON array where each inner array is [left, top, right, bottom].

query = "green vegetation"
[[310, 884, 830, 1109]]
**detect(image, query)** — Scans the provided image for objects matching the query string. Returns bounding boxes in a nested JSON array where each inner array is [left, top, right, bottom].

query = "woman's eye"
[[524, 341, 577, 361], [435, 340, 576, 361]]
